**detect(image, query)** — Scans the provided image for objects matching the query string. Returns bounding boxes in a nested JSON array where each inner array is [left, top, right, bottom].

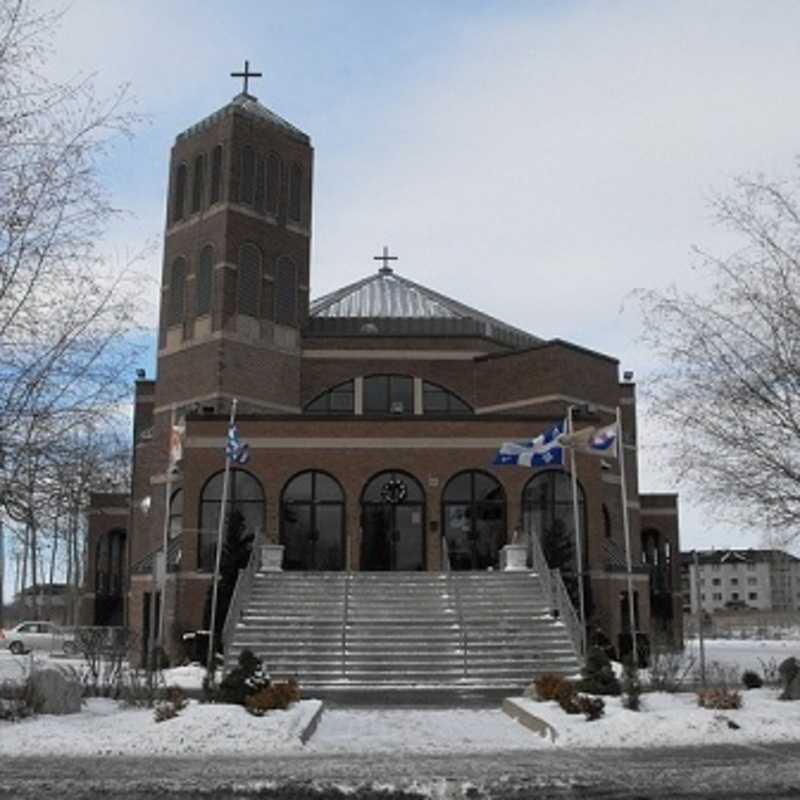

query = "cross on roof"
[[374, 245, 398, 274], [231, 59, 262, 96]]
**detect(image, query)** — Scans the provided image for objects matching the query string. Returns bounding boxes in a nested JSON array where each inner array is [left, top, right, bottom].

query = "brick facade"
[[87, 90, 682, 664]]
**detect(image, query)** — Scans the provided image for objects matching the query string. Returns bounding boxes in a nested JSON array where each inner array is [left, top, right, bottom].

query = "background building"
[[681, 549, 800, 615]]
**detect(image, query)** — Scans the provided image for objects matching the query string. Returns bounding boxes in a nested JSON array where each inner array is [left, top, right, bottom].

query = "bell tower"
[[155, 62, 313, 418]]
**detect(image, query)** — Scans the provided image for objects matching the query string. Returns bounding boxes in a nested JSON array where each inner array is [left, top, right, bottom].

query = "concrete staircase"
[[225, 571, 580, 692]]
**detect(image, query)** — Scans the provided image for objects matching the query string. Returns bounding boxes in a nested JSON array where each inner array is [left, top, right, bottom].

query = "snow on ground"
[[511, 688, 800, 748], [0, 698, 321, 757], [307, 708, 542, 754], [1, 688, 800, 755], [693, 638, 800, 672]]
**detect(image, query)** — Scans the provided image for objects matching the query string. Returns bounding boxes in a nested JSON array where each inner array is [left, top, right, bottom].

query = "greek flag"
[[493, 421, 565, 467], [226, 423, 250, 464]]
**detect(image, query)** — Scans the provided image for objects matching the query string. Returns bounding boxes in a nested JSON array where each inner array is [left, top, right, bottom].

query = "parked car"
[[0, 621, 78, 655]]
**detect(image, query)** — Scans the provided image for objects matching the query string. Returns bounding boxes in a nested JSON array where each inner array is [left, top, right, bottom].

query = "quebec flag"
[[493, 421, 565, 468], [226, 423, 250, 464]]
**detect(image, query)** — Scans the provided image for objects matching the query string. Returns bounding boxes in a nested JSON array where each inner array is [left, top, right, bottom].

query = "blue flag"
[[226, 423, 250, 464], [493, 421, 565, 467]]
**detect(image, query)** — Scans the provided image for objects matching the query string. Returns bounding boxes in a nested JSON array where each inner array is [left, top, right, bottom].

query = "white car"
[[0, 621, 78, 655]]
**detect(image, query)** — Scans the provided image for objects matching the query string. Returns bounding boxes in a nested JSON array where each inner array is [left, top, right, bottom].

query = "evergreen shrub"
[[622, 658, 642, 711], [741, 670, 763, 690], [577, 646, 621, 696]]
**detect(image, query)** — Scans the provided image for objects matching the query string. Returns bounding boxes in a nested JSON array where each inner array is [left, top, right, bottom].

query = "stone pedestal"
[[260, 544, 285, 572], [500, 544, 528, 571]]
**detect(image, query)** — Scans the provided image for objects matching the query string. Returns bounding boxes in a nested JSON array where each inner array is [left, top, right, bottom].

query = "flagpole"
[[567, 406, 588, 656], [157, 405, 176, 665], [617, 405, 638, 665], [206, 398, 237, 685]]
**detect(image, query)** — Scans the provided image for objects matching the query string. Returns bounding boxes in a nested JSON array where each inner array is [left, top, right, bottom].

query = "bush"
[[163, 685, 188, 711], [742, 670, 763, 690], [697, 688, 742, 710], [154, 701, 179, 723], [557, 682, 580, 714], [555, 681, 604, 721], [534, 673, 571, 702], [622, 658, 642, 711], [216, 649, 270, 705], [119, 669, 164, 708], [0, 679, 35, 722], [244, 679, 301, 716], [648, 640, 695, 693], [576, 694, 605, 721], [577, 646, 621, 696]]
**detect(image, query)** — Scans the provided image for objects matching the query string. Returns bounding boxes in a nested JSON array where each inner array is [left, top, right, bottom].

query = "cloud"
[[39, 0, 800, 551]]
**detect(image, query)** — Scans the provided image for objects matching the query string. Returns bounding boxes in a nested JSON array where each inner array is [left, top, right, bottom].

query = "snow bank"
[[511, 688, 800, 748], [0, 698, 321, 757]]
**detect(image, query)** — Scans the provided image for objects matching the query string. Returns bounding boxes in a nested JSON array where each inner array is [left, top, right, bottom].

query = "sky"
[[10, 0, 800, 585]]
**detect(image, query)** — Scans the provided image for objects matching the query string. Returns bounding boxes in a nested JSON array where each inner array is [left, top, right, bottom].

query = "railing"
[[529, 530, 585, 662], [222, 546, 259, 667], [441, 535, 450, 572]]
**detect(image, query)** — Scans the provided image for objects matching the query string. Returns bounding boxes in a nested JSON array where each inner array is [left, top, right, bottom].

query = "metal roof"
[[309, 267, 541, 346], [177, 93, 310, 144]]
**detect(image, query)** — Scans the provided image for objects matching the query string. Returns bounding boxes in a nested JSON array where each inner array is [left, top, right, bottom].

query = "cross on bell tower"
[[374, 245, 398, 274], [230, 59, 262, 96]]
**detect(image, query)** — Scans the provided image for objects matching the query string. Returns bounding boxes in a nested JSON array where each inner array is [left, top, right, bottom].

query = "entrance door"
[[360, 471, 425, 570]]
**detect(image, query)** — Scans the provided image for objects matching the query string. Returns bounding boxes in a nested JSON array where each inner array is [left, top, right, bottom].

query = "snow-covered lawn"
[[3, 688, 799, 756], [692, 638, 800, 672], [510, 688, 800, 748], [0, 698, 322, 757]]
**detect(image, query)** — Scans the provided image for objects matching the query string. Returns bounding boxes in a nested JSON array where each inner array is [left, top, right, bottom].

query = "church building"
[[83, 71, 682, 681]]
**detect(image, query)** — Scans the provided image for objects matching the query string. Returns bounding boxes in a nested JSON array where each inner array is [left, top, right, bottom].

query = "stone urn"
[[501, 543, 528, 572], [260, 544, 285, 572]]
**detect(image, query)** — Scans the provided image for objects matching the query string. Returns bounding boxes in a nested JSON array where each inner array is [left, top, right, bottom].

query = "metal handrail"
[[441, 535, 450, 572], [221, 545, 259, 667], [529, 530, 585, 661]]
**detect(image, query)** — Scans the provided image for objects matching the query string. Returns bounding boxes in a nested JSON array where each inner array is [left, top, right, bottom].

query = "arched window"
[[168, 257, 186, 325], [422, 381, 472, 414], [266, 153, 281, 214], [289, 162, 303, 222], [169, 488, 183, 540], [238, 243, 261, 317], [363, 375, 413, 415], [254, 157, 266, 212], [361, 471, 425, 570], [196, 245, 213, 316], [281, 471, 345, 570], [209, 145, 223, 205], [173, 163, 187, 222], [191, 153, 205, 213], [274, 256, 296, 325], [240, 146, 255, 205], [198, 469, 264, 571], [442, 471, 506, 570], [305, 380, 354, 414], [522, 470, 587, 608]]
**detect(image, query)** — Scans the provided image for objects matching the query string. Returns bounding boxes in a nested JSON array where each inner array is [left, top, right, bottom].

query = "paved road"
[[1, 742, 799, 799]]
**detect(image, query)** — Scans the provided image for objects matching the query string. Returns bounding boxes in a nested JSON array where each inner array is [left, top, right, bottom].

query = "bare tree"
[[638, 167, 800, 544], [0, 1, 146, 624]]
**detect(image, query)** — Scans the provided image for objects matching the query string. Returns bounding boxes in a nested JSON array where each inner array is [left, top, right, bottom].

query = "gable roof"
[[308, 266, 541, 348]]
